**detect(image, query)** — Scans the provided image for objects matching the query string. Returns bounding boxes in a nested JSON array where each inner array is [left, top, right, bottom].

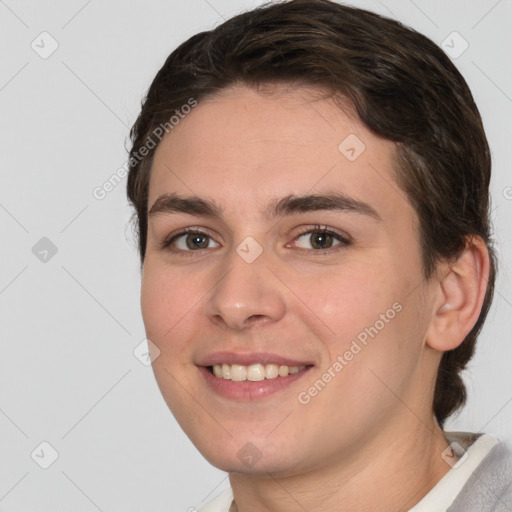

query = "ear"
[[425, 236, 491, 352]]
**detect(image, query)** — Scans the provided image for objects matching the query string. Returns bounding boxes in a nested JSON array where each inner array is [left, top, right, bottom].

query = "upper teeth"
[[212, 363, 306, 381]]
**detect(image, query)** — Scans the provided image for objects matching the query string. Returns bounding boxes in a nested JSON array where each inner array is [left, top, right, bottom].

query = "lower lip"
[[198, 366, 312, 400]]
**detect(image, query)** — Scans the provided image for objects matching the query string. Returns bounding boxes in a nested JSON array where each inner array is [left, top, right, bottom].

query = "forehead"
[[149, 84, 408, 223]]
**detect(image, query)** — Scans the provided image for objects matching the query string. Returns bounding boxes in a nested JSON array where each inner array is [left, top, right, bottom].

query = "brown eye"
[[294, 227, 351, 251], [309, 232, 335, 249], [164, 230, 219, 251], [184, 233, 210, 250]]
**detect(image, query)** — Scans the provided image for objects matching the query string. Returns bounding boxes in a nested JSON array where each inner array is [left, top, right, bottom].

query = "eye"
[[162, 228, 219, 252], [293, 225, 351, 251], [161, 225, 351, 254]]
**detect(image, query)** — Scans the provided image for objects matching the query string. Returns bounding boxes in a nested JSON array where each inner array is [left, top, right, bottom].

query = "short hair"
[[126, 0, 497, 428]]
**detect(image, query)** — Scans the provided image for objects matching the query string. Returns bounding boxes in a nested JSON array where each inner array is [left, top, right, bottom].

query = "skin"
[[140, 83, 490, 511]]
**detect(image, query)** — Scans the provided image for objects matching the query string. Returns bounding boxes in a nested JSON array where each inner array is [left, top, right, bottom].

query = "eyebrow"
[[148, 192, 381, 222]]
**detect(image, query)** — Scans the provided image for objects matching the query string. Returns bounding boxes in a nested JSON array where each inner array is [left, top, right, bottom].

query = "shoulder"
[[448, 433, 512, 511]]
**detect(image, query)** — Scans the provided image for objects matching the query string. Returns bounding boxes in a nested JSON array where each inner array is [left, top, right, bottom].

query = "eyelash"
[[160, 225, 352, 256]]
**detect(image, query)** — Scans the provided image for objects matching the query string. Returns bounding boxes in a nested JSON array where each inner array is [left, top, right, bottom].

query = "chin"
[[192, 434, 303, 476]]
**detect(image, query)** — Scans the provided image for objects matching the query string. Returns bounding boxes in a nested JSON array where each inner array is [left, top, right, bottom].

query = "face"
[[141, 83, 440, 476]]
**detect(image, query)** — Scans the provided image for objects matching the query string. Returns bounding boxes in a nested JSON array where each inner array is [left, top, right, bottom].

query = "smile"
[[211, 363, 307, 381]]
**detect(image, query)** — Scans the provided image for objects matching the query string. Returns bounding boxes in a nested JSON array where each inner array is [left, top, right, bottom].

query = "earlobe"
[[426, 236, 490, 352]]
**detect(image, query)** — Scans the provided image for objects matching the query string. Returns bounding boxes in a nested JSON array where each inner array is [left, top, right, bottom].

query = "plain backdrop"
[[0, 0, 511, 510]]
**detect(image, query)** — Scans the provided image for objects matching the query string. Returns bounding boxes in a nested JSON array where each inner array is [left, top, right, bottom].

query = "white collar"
[[408, 431, 499, 511]]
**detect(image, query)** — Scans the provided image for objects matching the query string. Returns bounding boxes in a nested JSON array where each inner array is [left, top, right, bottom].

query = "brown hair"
[[126, 0, 496, 428]]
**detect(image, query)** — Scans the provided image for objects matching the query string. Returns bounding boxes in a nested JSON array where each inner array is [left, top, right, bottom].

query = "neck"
[[228, 418, 452, 512]]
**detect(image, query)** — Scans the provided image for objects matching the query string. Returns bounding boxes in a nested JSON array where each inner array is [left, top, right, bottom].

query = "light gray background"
[[0, 0, 510, 510]]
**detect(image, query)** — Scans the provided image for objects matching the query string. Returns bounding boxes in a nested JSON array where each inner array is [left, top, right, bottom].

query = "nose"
[[203, 245, 287, 331]]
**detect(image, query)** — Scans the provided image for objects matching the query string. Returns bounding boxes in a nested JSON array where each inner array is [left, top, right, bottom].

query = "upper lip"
[[197, 351, 314, 367]]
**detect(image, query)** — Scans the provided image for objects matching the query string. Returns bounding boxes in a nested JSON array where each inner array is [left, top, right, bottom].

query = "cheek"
[[308, 259, 423, 387], [140, 261, 199, 356], [309, 262, 394, 344]]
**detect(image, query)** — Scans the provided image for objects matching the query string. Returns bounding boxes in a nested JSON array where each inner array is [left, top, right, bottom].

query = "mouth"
[[197, 353, 314, 400], [208, 363, 308, 381]]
